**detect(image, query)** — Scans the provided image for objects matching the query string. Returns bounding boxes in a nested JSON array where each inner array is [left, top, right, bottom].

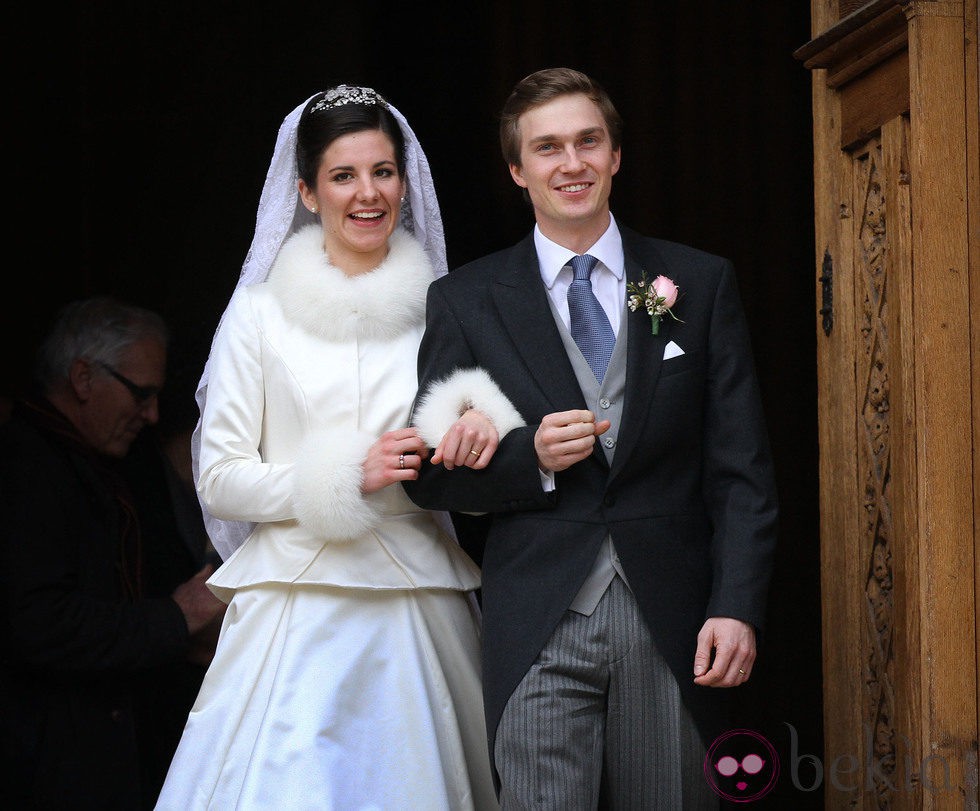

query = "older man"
[[0, 296, 225, 808]]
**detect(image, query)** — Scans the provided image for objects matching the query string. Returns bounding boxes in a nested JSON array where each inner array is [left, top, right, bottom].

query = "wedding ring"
[[399, 454, 405, 469], [469, 449, 480, 457], [738, 669, 746, 675]]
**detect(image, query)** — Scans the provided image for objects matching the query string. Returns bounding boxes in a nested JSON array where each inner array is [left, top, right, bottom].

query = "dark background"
[[8, 3, 822, 805]]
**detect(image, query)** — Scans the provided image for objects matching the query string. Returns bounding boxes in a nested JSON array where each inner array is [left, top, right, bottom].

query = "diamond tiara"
[[309, 85, 388, 114]]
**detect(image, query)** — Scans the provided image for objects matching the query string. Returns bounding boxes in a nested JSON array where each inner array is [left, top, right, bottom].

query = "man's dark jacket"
[[404, 225, 779, 769], [0, 399, 196, 809]]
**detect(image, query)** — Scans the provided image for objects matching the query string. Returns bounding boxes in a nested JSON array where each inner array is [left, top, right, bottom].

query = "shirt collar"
[[534, 214, 625, 289]]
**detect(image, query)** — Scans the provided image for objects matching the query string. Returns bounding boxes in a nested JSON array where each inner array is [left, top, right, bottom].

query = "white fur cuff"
[[292, 428, 382, 542], [413, 367, 525, 447]]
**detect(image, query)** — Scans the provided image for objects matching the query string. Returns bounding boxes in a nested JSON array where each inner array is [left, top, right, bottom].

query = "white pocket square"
[[663, 340, 685, 360]]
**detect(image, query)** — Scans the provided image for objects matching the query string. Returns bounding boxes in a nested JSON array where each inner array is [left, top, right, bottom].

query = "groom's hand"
[[692, 617, 756, 688], [534, 409, 610, 472]]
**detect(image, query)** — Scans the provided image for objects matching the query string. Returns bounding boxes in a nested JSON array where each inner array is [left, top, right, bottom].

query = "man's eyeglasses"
[[97, 362, 161, 405]]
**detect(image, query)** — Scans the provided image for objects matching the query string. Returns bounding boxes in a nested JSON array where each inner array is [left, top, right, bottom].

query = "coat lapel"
[[609, 234, 673, 481], [492, 236, 587, 413]]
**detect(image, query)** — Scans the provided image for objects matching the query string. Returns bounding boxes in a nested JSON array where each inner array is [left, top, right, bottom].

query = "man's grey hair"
[[34, 296, 169, 390]]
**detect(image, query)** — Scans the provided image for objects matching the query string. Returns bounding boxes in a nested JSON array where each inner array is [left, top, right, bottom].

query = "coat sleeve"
[[196, 289, 299, 524], [403, 280, 556, 514], [700, 260, 779, 629]]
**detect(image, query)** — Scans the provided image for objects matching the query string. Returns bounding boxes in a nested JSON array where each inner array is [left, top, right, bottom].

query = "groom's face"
[[508, 92, 620, 240]]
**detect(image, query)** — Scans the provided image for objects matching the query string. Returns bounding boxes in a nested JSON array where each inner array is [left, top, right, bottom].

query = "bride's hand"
[[431, 409, 498, 470], [362, 427, 430, 493]]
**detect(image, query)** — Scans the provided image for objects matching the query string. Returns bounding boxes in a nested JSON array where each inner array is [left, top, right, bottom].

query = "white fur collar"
[[266, 224, 433, 341]]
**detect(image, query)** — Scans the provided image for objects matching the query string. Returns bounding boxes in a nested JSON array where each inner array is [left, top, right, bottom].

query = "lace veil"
[[192, 89, 448, 560]]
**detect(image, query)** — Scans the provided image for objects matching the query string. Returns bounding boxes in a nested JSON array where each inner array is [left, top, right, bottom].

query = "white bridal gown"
[[155, 227, 499, 810]]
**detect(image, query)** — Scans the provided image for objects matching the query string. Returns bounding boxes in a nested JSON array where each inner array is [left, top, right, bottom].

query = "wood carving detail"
[[856, 140, 897, 808]]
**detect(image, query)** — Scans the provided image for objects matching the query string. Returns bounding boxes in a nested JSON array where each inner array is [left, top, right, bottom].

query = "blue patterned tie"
[[567, 254, 614, 381]]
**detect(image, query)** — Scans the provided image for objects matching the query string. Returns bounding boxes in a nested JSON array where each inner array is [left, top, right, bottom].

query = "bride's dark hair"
[[297, 88, 406, 186]]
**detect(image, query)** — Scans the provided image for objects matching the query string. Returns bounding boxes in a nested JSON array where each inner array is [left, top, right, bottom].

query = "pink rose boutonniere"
[[626, 273, 683, 335]]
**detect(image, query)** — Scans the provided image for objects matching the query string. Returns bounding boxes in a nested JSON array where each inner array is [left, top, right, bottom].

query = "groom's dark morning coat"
[[404, 223, 778, 761]]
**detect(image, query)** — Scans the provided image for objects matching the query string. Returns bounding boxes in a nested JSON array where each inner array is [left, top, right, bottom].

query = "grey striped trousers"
[[494, 576, 717, 810]]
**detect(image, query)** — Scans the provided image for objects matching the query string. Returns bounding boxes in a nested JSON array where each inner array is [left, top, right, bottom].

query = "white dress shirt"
[[533, 214, 626, 336]]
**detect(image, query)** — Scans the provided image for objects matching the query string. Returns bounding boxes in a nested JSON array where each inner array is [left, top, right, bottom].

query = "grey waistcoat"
[[545, 292, 631, 615]]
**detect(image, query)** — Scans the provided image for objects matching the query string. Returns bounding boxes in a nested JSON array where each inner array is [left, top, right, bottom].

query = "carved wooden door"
[[797, 1, 979, 807]]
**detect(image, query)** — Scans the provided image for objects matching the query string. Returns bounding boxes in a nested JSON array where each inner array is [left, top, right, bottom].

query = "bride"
[[155, 85, 521, 810]]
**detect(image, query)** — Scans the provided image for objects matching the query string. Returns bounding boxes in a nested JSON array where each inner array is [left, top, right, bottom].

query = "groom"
[[406, 68, 778, 808]]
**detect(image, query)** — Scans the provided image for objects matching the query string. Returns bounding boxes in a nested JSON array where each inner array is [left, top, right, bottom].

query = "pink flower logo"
[[703, 728, 780, 802]]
